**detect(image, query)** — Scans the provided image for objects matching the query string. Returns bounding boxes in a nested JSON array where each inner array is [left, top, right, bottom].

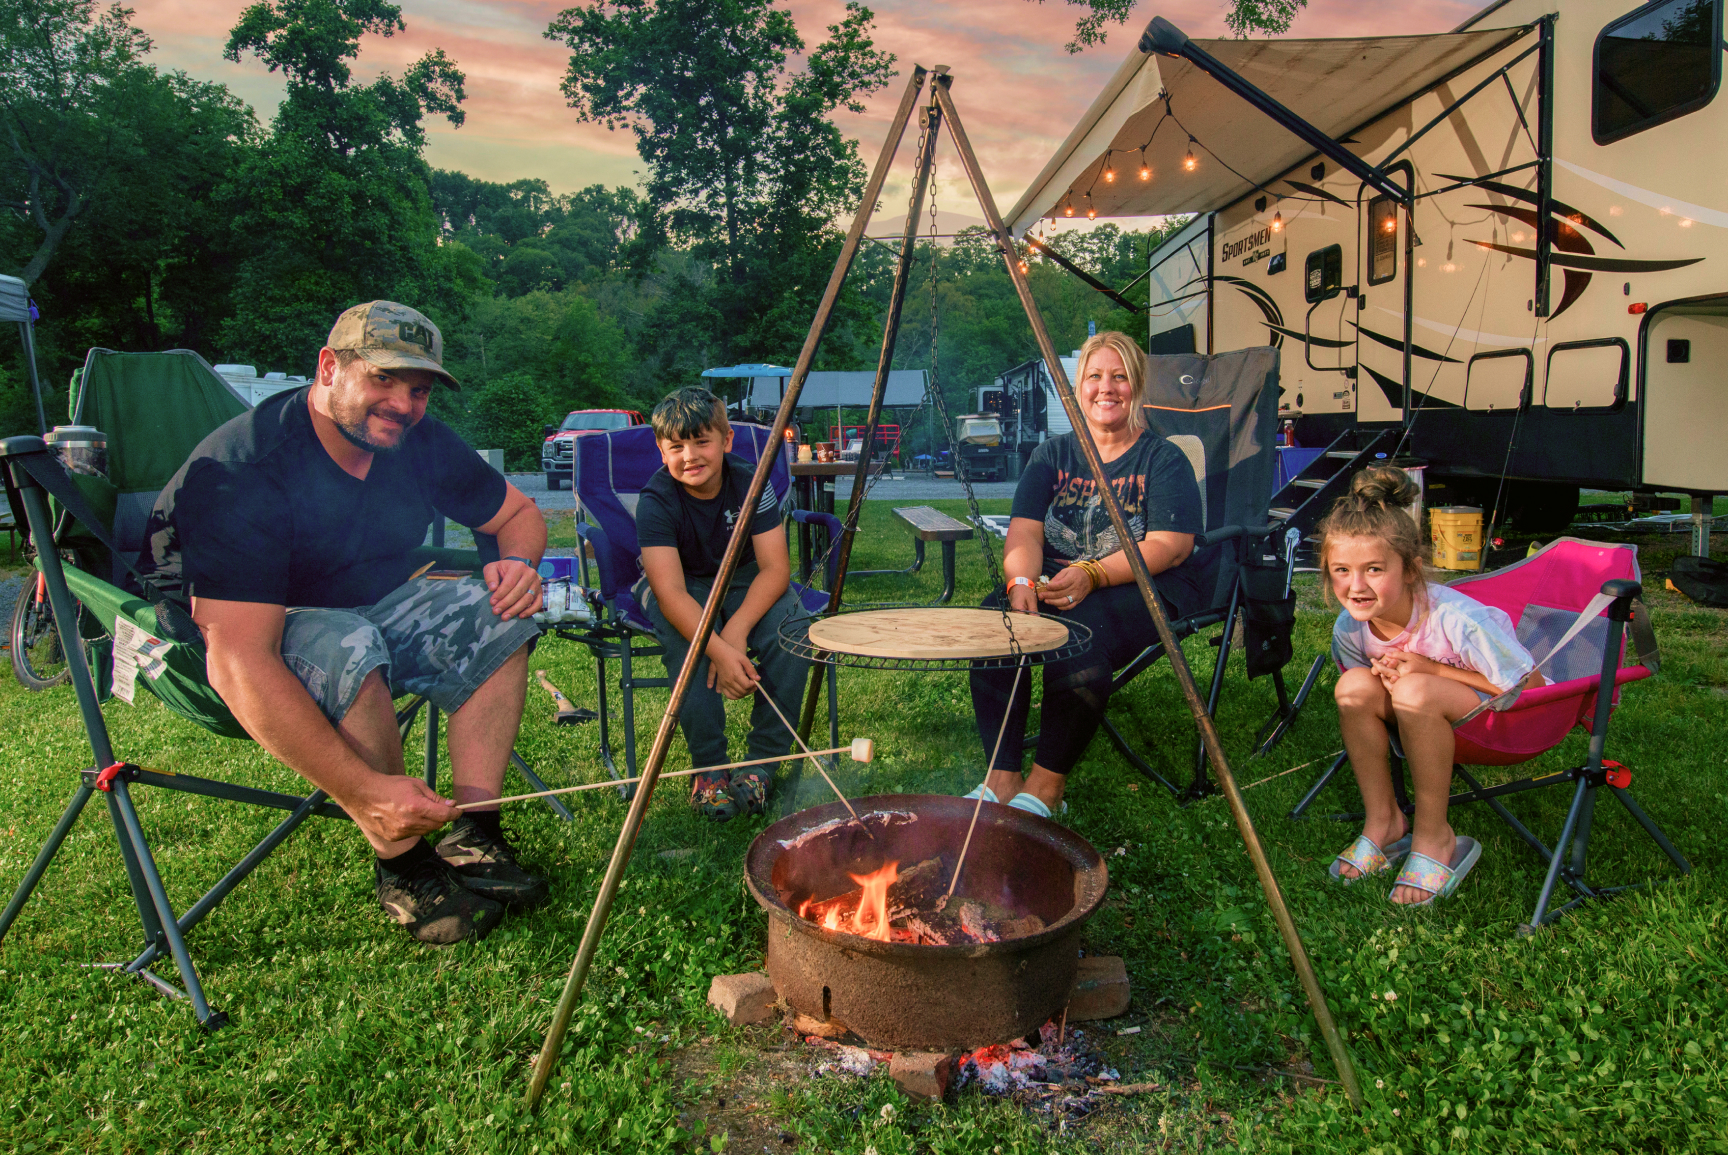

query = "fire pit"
[[744, 794, 1109, 1051]]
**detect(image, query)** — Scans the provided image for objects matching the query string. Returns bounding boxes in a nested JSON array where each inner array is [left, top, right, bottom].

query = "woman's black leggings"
[[969, 580, 1184, 777]]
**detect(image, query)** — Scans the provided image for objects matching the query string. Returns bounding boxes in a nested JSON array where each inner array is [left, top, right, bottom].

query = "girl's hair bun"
[[1350, 464, 1420, 510]]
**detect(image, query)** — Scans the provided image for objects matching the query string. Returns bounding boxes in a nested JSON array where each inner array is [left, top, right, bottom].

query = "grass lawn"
[[0, 502, 1724, 1153]]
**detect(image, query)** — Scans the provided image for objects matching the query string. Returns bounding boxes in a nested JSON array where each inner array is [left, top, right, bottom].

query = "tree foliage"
[[1033, 0, 1307, 50]]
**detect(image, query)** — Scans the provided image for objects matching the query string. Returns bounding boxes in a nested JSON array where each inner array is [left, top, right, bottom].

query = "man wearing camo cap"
[[141, 301, 550, 945]]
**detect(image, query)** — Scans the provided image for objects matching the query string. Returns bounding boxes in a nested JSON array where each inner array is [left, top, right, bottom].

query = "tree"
[[546, 0, 895, 375], [1034, 0, 1307, 51], [0, 0, 251, 289], [219, 0, 471, 370]]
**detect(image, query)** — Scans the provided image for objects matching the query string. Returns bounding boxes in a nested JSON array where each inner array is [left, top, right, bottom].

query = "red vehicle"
[[541, 409, 647, 490]]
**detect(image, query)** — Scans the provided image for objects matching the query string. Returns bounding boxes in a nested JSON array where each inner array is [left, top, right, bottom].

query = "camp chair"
[[565, 424, 840, 788], [1032, 347, 1325, 799], [1293, 537, 1690, 926], [0, 352, 561, 1028]]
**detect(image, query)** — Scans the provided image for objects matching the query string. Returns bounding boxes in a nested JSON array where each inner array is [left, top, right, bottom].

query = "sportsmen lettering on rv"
[[1221, 221, 1286, 270]]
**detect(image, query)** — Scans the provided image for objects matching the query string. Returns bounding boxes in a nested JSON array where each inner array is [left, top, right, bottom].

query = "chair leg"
[[511, 750, 575, 821], [827, 662, 839, 750], [422, 703, 439, 789], [127, 789, 332, 973], [0, 785, 94, 943], [1102, 716, 1181, 796], [593, 650, 618, 782], [108, 779, 224, 1029], [616, 643, 640, 800], [1290, 750, 1349, 819], [1187, 611, 1237, 799], [1531, 778, 1593, 929], [1254, 655, 1326, 756], [1451, 765, 1555, 862], [1610, 787, 1693, 874]]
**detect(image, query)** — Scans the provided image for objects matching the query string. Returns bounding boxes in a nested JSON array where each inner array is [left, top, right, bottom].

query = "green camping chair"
[[0, 350, 568, 1029]]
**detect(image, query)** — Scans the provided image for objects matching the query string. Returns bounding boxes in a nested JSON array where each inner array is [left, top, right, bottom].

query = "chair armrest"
[[573, 520, 621, 600], [1493, 665, 1653, 713], [1193, 523, 1275, 548]]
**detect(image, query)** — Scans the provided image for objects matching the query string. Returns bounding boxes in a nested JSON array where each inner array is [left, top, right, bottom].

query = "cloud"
[[130, 0, 1482, 199]]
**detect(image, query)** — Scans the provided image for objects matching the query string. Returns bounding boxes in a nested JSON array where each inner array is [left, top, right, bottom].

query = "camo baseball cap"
[[326, 300, 459, 388]]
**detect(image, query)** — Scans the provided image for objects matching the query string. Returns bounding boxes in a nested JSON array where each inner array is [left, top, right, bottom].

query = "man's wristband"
[[503, 556, 538, 571]]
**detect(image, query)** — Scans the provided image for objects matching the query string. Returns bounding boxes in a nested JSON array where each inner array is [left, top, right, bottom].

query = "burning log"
[[792, 857, 1046, 946]]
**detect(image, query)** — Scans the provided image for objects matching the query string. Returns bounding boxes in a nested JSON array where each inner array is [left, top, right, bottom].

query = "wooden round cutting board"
[[806, 608, 1071, 660]]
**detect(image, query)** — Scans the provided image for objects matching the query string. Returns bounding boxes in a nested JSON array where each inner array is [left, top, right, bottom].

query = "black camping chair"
[[1031, 347, 1326, 799], [0, 353, 567, 1028]]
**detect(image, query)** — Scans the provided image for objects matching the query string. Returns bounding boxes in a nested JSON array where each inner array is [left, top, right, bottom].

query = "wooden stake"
[[932, 75, 1364, 1112], [454, 740, 874, 810], [523, 66, 931, 1112]]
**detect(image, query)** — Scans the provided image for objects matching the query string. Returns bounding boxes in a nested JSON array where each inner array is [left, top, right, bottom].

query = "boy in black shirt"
[[634, 388, 810, 820]]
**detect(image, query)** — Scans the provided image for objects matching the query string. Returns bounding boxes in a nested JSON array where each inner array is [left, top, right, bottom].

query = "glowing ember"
[[847, 861, 899, 942]]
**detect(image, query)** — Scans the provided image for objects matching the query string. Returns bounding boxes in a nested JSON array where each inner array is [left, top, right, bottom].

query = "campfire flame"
[[846, 861, 899, 942]]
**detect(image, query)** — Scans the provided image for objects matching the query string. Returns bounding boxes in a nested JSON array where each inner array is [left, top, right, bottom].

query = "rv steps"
[[1264, 428, 1402, 541]]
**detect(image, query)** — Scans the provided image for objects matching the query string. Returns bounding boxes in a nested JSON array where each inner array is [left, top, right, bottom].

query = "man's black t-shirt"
[[1011, 429, 1210, 615], [634, 453, 781, 578], [139, 387, 507, 608]]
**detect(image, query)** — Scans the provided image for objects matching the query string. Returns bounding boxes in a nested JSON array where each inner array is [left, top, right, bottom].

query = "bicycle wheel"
[[10, 576, 70, 690]]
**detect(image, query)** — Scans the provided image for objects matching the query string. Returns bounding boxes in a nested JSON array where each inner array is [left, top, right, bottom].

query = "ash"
[[776, 810, 918, 851]]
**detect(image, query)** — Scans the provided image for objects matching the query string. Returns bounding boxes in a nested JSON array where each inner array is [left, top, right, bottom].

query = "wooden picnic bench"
[[891, 505, 974, 605]]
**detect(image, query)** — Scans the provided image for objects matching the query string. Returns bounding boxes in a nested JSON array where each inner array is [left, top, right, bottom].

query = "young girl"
[[1323, 467, 1540, 905]]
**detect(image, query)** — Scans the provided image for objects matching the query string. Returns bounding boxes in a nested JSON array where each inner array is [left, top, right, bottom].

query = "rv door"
[[1301, 243, 1353, 375]]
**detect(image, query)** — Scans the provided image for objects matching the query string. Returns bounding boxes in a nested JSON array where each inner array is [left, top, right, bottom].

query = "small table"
[[790, 460, 884, 582], [891, 506, 974, 605]]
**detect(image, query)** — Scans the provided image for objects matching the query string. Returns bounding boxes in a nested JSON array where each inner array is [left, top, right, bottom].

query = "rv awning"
[[1006, 22, 1530, 235], [749, 370, 928, 409]]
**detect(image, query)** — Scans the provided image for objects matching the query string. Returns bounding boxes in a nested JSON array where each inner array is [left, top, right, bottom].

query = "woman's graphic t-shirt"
[[1011, 430, 1203, 572], [1331, 581, 1536, 694]]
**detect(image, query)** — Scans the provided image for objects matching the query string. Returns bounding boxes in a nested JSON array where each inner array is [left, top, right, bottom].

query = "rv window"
[[1544, 340, 1628, 409], [1465, 349, 1532, 412], [1594, 0, 1723, 144], [1367, 198, 1398, 285], [1304, 245, 1343, 303]]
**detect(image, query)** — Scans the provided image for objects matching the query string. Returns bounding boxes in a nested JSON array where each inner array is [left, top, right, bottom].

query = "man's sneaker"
[[435, 816, 550, 909], [376, 851, 504, 945]]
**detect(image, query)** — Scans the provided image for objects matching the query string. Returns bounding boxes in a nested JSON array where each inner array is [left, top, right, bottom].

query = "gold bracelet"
[[1080, 559, 1107, 592]]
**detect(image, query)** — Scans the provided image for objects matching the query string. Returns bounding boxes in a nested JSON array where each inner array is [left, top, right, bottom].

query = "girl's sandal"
[[1329, 832, 1413, 885], [1389, 837, 1482, 906]]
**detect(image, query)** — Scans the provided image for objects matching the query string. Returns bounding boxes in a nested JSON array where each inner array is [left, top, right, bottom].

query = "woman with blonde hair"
[[966, 330, 1211, 817]]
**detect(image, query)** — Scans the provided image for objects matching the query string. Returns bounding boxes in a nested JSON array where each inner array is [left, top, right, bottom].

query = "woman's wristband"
[[1009, 575, 1035, 590]]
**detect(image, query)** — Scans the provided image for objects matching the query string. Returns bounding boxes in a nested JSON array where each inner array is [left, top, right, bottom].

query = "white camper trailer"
[[1010, 0, 1726, 544]]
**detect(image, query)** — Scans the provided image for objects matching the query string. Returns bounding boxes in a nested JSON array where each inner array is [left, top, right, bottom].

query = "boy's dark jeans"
[[637, 567, 812, 771]]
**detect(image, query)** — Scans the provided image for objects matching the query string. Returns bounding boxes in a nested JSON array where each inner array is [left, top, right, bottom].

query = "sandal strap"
[[1334, 834, 1389, 877], [1392, 850, 1453, 899]]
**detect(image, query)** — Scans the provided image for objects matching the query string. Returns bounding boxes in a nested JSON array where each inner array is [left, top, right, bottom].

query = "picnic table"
[[789, 460, 884, 583], [890, 505, 973, 605]]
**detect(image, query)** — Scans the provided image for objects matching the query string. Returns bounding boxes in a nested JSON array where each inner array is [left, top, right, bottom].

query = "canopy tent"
[[0, 275, 32, 323], [1005, 23, 1529, 236], [702, 363, 794, 380], [748, 369, 927, 410]]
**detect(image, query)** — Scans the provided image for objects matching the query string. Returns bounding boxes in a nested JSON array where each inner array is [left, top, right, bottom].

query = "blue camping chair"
[[565, 424, 840, 789]]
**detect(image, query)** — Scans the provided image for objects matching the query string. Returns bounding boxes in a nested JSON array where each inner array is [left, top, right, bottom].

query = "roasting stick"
[[452, 739, 876, 810], [946, 657, 1027, 902], [758, 686, 876, 841]]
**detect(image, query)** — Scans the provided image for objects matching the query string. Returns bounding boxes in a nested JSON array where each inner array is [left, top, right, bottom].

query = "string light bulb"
[[1138, 148, 1151, 181], [1103, 152, 1116, 183], [1271, 209, 1283, 233], [1183, 137, 1198, 172], [1085, 193, 1097, 220], [1063, 192, 1075, 217]]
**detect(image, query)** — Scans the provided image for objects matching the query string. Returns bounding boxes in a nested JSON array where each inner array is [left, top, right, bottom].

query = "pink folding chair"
[[1298, 537, 1691, 927]]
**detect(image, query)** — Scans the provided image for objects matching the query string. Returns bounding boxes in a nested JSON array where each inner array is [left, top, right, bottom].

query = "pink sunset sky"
[[129, 0, 1484, 215]]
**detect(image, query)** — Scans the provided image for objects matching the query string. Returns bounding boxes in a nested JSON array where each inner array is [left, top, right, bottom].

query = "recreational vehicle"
[[1009, 0, 1725, 546]]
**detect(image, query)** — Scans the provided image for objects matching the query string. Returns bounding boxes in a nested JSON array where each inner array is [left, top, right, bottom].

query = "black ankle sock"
[[378, 838, 435, 873], [461, 810, 503, 840]]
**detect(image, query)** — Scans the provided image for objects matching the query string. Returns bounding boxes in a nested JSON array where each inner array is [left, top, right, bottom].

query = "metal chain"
[[913, 131, 1020, 653]]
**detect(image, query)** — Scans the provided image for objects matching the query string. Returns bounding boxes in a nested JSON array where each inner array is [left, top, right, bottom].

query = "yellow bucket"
[[1431, 506, 1484, 571]]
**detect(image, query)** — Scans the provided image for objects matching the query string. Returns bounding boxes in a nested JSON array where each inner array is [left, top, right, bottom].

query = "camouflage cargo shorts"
[[279, 576, 540, 723]]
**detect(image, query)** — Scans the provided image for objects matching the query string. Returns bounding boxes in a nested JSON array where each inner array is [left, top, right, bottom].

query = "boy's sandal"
[[1389, 837, 1482, 906], [1329, 832, 1413, 885], [691, 770, 738, 822], [730, 768, 771, 817]]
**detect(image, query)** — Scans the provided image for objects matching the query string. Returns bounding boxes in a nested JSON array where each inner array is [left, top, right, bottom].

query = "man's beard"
[[329, 385, 414, 453]]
